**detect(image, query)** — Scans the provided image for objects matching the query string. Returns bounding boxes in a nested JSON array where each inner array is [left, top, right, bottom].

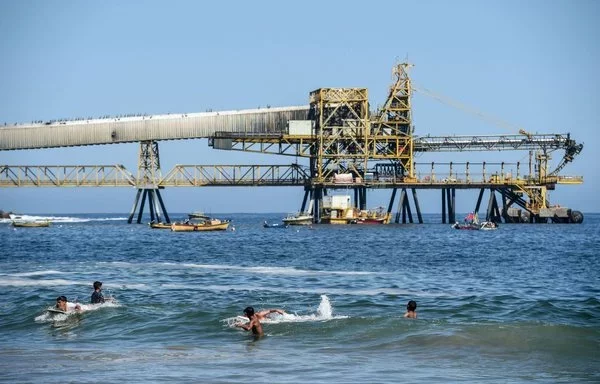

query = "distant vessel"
[[282, 199, 314, 225], [171, 216, 230, 232], [451, 213, 498, 230], [10, 214, 50, 228], [321, 196, 389, 224], [149, 222, 172, 229], [282, 213, 313, 226], [355, 207, 389, 224]]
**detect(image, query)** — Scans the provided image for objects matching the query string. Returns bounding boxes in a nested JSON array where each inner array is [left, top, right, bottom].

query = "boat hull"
[[149, 222, 172, 229], [12, 221, 50, 228], [355, 217, 387, 224], [282, 215, 313, 225], [321, 217, 355, 225], [171, 222, 229, 232]]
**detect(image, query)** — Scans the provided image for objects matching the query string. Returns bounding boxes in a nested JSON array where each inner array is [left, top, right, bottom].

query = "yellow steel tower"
[[370, 63, 415, 181]]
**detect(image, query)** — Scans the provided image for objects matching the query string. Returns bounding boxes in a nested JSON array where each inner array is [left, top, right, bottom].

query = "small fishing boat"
[[451, 222, 481, 230], [451, 212, 498, 230], [171, 216, 230, 232], [12, 220, 50, 228], [10, 214, 50, 227], [355, 207, 389, 224], [479, 221, 498, 230], [149, 222, 172, 229], [263, 221, 288, 229], [282, 200, 314, 226], [282, 213, 313, 226]]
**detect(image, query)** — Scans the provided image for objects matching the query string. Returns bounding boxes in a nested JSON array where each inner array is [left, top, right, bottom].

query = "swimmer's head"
[[243, 306, 255, 318], [407, 300, 417, 311], [93, 281, 102, 290]]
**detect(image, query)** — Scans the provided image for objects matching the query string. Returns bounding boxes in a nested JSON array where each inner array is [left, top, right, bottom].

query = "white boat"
[[282, 199, 314, 225], [479, 221, 498, 230], [282, 212, 313, 225], [9, 214, 51, 228]]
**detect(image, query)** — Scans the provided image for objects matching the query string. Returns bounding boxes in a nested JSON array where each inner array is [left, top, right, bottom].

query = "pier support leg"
[[450, 188, 456, 223], [402, 189, 414, 223], [412, 189, 423, 224], [441, 188, 447, 224], [128, 189, 143, 224], [300, 188, 310, 212], [148, 191, 156, 223], [446, 188, 455, 224], [136, 190, 148, 224], [474, 188, 485, 215], [314, 187, 323, 223], [486, 189, 502, 223], [388, 188, 397, 223]]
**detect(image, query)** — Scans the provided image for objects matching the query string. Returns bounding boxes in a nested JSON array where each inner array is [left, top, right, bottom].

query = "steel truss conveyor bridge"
[[0, 63, 584, 224]]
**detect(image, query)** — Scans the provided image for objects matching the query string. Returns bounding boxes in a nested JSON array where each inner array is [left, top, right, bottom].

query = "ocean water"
[[0, 213, 598, 383]]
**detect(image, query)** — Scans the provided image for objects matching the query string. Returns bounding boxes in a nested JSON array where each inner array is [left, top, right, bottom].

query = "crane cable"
[[411, 84, 523, 134], [412, 84, 582, 175]]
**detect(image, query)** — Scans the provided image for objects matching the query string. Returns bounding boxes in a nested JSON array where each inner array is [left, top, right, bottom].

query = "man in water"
[[91, 281, 105, 304], [404, 300, 417, 318], [236, 306, 264, 336], [55, 295, 81, 312]]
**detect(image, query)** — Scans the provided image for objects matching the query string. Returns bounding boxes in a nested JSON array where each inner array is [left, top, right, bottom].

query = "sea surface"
[[0, 213, 598, 383]]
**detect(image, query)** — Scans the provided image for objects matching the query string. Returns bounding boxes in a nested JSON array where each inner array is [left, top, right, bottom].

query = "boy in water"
[[55, 296, 81, 312], [91, 281, 105, 304], [404, 300, 417, 318], [236, 306, 264, 336]]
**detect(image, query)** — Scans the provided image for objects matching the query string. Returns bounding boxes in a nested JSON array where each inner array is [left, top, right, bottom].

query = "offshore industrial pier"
[[0, 63, 584, 224]]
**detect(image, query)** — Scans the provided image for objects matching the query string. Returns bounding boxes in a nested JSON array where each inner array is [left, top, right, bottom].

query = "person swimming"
[[55, 295, 81, 312], [91, 281, 105, 304], [404, 300, 417, 319], [236, 306, 264, 336]]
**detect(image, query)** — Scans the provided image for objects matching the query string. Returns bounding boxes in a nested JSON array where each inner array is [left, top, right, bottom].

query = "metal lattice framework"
[[159, 164, 311, 187], [0, 165, 136, 187], [310, 87, 370, 182], [369, 63, 415, 179], [137, 141, 161, 187]]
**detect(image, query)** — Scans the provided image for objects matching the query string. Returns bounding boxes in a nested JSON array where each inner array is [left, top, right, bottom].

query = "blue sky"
[[1, 0, 598, 214]]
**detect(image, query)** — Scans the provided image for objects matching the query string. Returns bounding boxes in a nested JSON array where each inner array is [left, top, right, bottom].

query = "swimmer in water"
[[236, 306, 264, 336]]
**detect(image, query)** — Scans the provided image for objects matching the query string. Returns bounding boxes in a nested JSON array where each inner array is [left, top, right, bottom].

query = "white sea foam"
[[181, 263, 376, 276], [98, 261, 380, 276], [0, 278, 81, 287], [2, 270, 64, 277], [0, 215, 127, 224], [35, 301, 120, 322]]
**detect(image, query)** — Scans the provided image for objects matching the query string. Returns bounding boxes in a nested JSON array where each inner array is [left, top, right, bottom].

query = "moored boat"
[[149, 222, 172, 229], [282, 213, 313, 226], [10, 214, 50, 227], [355, 207, 390, 224], [12, 220, 50, 228], [171, 217, 230, 232], [479, 221, 498, 230], [451, 212, 498, 230]]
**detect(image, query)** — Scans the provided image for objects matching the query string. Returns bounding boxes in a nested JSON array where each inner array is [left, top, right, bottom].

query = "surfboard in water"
[[46, 308, 68, 315]]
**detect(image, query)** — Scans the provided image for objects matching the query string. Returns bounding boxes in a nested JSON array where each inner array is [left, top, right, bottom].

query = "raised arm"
[[256, 308, 286, 317]]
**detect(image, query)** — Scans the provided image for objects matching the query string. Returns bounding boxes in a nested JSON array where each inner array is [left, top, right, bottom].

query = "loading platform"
[[0, 63, 584, 224]]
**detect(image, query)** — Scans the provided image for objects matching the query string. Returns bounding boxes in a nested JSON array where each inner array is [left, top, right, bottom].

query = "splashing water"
[[223, 294, 346, 327], [316, 294, 332, 318]]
